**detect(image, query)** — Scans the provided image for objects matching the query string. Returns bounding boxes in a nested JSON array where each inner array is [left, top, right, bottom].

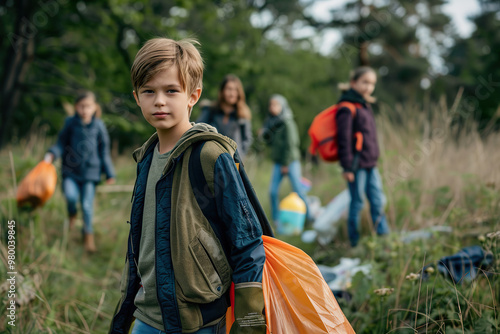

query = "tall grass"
[[0, 122, 134, 333], [301, 94, 499, 333], [0, 97, 498, 333]]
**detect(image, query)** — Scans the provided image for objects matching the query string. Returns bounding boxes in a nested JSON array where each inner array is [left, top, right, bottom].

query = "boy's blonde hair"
[[131, 38, 204, 95]]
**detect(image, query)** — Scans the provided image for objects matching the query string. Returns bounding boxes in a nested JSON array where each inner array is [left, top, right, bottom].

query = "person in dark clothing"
[[44, 91, 115, 252], [336, 67, 390, 247], [196, 74, 253, 158]]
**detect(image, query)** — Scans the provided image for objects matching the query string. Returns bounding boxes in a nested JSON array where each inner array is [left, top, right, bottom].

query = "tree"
[[0, 0, 347, 153], [0, 0, 36, 148], [443, 0, 500, 132], [304, 0, 453, 105]]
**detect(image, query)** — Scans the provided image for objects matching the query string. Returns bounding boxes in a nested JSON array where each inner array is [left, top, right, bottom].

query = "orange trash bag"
[[227, 236, 355, 333], [16, 161, 57, 208]]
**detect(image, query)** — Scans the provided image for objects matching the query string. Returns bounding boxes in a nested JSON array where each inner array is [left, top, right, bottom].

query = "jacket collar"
[[132, 127, 237, 173], [338, 88, 367, 106]]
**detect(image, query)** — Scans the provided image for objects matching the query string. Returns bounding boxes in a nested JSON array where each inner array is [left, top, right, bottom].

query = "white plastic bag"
[[313, 189, 351, 245]]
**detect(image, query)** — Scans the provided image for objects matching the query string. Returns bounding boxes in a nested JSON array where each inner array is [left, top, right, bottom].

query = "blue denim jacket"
[[48, 115, 115, 182]]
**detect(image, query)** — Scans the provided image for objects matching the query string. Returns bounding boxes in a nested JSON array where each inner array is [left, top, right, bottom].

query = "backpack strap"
[[233, 150, 274, 237], [189, 141, 275, 238], [338, 101, 357, 118], [338, 101, 363, 151], [337, 102, 364, 171], [188, 142, 218, 224]]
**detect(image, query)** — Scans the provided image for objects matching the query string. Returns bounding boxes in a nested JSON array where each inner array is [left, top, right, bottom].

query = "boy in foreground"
[[109, 38, 266, 334]]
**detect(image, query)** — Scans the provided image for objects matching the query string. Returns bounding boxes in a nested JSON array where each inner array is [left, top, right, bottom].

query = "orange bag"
[[16, 161, 57, 208], [227, 236, 355, 333]]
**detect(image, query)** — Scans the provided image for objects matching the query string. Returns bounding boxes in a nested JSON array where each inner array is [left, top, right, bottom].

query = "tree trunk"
[[358, 0, 370, 66], [0, 0, 35, 148], [359, 41, 370, 66]]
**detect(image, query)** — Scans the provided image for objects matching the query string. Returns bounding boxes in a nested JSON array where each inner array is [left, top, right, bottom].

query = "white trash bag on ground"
[[313, 189, 351, 245]]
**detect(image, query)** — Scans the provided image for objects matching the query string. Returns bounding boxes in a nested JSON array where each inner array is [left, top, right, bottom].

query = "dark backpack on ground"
[[436, 246, 493, 284]]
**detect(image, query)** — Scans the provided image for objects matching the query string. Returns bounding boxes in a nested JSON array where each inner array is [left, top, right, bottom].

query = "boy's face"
[[133, 66, 201, 132], [75, 97, 97, 124]]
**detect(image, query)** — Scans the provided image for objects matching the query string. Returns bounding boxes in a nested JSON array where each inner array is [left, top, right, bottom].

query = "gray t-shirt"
[[133, 143, 171, 330]]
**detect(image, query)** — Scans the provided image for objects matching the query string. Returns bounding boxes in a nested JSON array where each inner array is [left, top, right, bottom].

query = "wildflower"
[[478, 235, 486, 242], [486, 231, 500, 239], [425, 267, 435, 274], [406, 273, 420, 281], [374, 288, 394, 296]]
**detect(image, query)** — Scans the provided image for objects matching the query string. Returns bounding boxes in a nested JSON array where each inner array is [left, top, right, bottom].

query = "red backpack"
[[308, 102, 363, 162]]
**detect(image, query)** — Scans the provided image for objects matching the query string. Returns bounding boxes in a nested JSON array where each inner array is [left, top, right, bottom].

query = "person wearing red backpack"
[[336, 67, 390, 247]]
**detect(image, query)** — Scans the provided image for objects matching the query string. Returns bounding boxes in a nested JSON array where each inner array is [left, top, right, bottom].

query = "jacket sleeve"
[[259, 119, 273, 145], [276, 120, 298, 166], [98, 121, 116, 179], [47, 117, 72, 160], [213, 153, 267, 333], [213, 152, 265, 283], [336, 107, 354, 171], [239, 119, 253, 156]]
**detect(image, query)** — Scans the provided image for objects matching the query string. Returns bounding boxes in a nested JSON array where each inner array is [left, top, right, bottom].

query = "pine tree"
[[308, 0, 452, 105]]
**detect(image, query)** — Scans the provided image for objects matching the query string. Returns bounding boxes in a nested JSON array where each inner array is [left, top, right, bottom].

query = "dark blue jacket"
[[48, 115, 115, 182], [336, 89, 380, 171], [196, 106, 253, 157], [110, 128, 265, 333]]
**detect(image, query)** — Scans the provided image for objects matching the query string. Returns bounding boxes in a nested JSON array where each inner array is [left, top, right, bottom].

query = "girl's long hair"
[[75, 90, 102, 118], [216, 74, 251, 120]]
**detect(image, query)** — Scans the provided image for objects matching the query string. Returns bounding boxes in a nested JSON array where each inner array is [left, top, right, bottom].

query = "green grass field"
[[1, 101, 499, 333]]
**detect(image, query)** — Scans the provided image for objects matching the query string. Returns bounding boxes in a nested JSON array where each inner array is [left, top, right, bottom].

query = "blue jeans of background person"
[[131, 317, 226, 334], [347, 167, 389, 247], [63, 177, 96, 234], [269, 160, 309, 223]]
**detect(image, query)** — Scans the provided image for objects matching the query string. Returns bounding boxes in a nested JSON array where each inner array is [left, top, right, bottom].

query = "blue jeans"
[[347, 167, 389, 247], [131, 317, 226, 334], [269, 160, 309, 222], [63, 177, 96, 234]]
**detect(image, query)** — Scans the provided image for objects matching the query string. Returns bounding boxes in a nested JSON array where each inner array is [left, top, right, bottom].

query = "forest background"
[[1, 0, 499, 333], [2, 0, 499, 150]]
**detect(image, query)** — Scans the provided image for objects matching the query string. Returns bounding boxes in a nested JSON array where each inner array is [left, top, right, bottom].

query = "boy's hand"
[[106, 178, 116, 185], [343, 172, 355, 183], [280, 166, 289, 175]]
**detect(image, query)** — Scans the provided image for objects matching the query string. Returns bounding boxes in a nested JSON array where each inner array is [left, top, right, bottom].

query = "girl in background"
[[261, 94, 310, 227], [196, 74, 253, 158], [45, 91, 115, 253], [336, 67, 390, 247]]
